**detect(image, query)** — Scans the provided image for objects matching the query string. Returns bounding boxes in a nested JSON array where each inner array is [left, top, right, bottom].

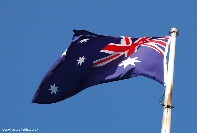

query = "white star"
[[77, 56, 86, 66], [61, 49, 67, 57], [118, 57, 141, 68], [49, 83, 58, 94], [79, 38, 89, 43]]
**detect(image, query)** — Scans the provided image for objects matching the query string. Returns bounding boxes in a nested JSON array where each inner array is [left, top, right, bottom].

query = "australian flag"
[[32, 29, 170, 104]]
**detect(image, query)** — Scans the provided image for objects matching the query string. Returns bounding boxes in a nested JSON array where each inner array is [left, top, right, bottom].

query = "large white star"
[[118, 57, 141, 68], [49, 83, 58, 94], [77, 56, 86, 66]]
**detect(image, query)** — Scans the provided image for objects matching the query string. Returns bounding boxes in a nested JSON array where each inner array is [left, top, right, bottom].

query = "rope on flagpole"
[[159, 90, 165, 106], [159, 90, 174, 108]]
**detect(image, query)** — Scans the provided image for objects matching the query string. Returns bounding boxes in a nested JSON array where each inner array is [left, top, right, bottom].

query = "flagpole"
[[161, 28, 179, 133]]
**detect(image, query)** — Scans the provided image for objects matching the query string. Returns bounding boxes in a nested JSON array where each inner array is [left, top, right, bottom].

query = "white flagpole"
[[161, 28, 179, 133]]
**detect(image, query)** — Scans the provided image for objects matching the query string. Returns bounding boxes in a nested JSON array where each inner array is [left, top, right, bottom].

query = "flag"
[[32, 29, 170, 104]]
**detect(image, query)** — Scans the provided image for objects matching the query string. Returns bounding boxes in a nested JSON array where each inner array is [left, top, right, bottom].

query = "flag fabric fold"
[[32, 29, 170, 104]]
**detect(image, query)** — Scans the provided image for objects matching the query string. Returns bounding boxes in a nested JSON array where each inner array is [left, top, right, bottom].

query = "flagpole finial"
[[170, 27, 179, 37]]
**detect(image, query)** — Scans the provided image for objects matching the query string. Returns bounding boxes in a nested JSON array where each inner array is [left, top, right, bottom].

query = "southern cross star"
[[61, 49, 67, 57], [79, 38, 89, 43], [77, 56, 86, 66], [49, 83, 59, 94], [118, 57, 141, 68]]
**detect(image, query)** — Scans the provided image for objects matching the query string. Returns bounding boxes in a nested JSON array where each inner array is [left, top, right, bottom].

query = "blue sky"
[[1, 0, 197, 133]]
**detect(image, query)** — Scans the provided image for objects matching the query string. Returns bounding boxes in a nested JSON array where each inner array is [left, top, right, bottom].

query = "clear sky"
[[1, 0, 197, 133]]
